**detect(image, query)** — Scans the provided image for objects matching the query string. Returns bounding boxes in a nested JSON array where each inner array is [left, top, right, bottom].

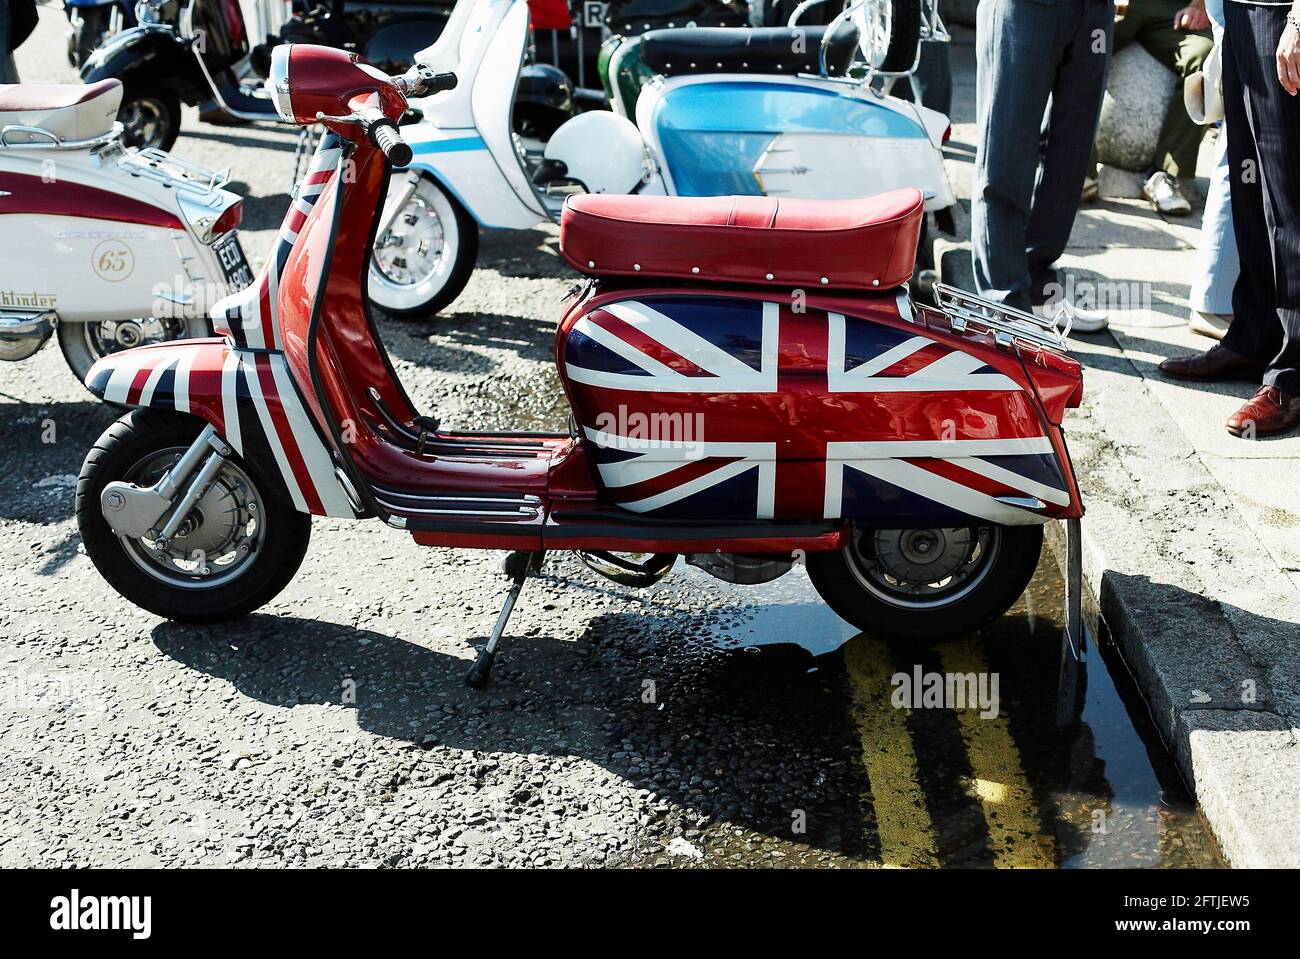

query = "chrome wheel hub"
[[119, 447, 264, 589], [846, 526, 1001, 609], [84, 317, 186, 361], [373, 189, 446, 287]]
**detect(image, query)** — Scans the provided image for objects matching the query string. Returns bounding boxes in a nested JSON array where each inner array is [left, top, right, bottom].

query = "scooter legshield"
[[84, 339, 357, 519], [558, 287, 1082, 528]]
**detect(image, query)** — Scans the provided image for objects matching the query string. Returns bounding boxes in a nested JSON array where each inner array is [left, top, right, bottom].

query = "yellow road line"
[[940, 641, 1056, 868], [843, 640, 938, 867]]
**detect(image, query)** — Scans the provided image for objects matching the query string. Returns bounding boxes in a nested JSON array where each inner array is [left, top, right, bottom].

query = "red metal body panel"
[[0, 171, 184, 230]]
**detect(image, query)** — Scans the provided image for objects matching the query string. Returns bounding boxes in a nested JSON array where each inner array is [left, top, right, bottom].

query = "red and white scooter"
[[75, 45, 1086, 688], [0, 80, 251, 385]]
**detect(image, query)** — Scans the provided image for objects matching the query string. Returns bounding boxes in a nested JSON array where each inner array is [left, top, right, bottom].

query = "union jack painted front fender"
[[85, 339, 357, 519]]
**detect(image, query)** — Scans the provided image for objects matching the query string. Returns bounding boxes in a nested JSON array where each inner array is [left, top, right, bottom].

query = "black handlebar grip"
[[428, 72, 458, 93], [372, 122, 413, 168]]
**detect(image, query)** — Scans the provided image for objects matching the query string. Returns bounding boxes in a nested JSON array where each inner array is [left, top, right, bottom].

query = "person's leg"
[[971, 0, 1064, 310], [1219, 1, 1284, 368], [1190, 10, 1239, 321], [1027, 0, 1113, 297], [1227, 4, 1300, 395], [1138, 15, 1214, 178], [1190, 126, 1241, 316]]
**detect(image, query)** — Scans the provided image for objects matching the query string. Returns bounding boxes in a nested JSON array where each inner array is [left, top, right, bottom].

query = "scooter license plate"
[[215, 234, 255, 291]]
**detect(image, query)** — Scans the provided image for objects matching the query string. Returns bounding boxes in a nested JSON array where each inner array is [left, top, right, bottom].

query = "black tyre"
[[77, 409, 311, 622], [118, 89, 182, 152], [368, 174, 479, 319], [883, 0, 923, 73], [807, 523, 1042, 641]]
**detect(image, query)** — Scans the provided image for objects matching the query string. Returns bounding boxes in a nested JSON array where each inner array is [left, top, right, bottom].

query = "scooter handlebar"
[[370, 121, 412, 168]]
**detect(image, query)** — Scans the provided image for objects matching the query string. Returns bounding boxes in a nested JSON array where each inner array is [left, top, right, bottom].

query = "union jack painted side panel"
[[209, 134, 345, 350], [85, 340, 356, 518], [559, 292, 1076, 527]]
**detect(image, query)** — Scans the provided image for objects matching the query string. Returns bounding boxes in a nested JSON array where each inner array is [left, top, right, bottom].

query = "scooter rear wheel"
[[76, 410, 311, 623], [806, 523, 1042, 642]]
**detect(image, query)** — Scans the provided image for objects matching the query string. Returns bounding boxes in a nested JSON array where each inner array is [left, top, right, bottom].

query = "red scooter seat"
[[559, 188, 923, 292]]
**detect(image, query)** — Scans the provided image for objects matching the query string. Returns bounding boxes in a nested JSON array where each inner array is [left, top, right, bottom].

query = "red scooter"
[[75, 44, 1086, 688]]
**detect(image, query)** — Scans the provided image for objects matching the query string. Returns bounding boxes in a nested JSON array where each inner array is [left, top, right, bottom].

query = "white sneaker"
[[1142, 171, 1192, 216], [1189, 309, 1232, 341], [1034, 300, 1109, 334]]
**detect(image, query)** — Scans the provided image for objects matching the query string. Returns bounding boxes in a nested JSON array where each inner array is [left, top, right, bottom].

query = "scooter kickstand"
[[465, 551, 534, 689]]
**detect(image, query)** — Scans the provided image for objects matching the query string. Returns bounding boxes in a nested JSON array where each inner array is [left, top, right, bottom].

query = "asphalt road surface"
[[0, 8, 1222, 867]]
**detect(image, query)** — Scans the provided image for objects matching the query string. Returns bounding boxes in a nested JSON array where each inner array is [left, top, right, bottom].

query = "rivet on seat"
[[588, 261, 595, 268], [634, 263, 641, 271], [692, 266, 700, 274], [820, 277, 829, 285], [871, 279, 880, 287], [765, 272, 774, 281]]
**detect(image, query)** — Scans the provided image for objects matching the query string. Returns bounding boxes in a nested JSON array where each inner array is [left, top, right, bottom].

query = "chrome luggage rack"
[[122, 147, 231, 195], [932, 282, 1072, 353]]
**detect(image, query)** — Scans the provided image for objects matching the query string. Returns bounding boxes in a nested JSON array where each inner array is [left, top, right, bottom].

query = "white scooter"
[[0, 79, 251, 386], [367, 0, 956, 318]]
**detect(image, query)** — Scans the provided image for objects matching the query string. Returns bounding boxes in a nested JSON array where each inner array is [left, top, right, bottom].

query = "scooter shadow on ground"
[[147, 598, 1103, 863]]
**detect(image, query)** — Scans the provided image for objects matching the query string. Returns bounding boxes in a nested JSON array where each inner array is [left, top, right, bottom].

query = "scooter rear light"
[[1025, 348, 1084, 424], [942, 123, 952, 143], [211, 200, 243, 239]]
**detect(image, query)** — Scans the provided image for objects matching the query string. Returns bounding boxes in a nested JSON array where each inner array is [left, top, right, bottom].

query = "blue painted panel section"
[[840, 465, 986, 526], [842, 315, 918, 373], [410, 136, 488, 155], [653, 81, 925, 197], [639, 296, 767, 371]]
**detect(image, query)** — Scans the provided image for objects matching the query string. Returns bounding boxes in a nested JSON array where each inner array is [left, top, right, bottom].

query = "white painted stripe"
[[220, 349, 243, 455], [946, 456, 1071, 507], [827, 437, 1055, 459], [241, 354, 309, 513], [618, 458, 760, 515], [138, 355, 176, 407], [606, 300, 770, 379], [174, 346, 196, 413], [267, 356, 355, 517], [832, 457, 1042, 525], [575, 316, 684, 380]]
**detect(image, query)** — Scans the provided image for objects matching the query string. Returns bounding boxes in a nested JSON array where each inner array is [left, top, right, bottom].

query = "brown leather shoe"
[[1158, 344, 1266, 382], [1226, 386, 1300, 437]]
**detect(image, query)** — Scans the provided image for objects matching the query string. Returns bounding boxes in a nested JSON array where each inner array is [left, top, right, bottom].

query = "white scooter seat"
[[0, 80, 124, 144]]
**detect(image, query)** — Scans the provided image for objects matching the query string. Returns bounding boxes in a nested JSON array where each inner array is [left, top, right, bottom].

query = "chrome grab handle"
[[0, 122, 124, 151]]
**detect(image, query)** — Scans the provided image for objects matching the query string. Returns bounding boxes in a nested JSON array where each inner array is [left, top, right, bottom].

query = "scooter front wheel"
[[76, 410, 311, 623], [368, 174, 479, 319], [807, 523, 1042, 642]]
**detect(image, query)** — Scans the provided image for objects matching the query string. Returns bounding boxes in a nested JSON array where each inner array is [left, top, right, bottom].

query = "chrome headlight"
[[268, 45, 295, 124]]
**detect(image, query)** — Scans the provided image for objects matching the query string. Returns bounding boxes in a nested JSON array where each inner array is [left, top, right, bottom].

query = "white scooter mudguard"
[[636, 74, 957, 211], [400, 0, 544, 229]]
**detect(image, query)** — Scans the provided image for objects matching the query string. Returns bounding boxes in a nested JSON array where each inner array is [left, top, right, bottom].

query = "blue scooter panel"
[[648, 80, 929, 197]]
